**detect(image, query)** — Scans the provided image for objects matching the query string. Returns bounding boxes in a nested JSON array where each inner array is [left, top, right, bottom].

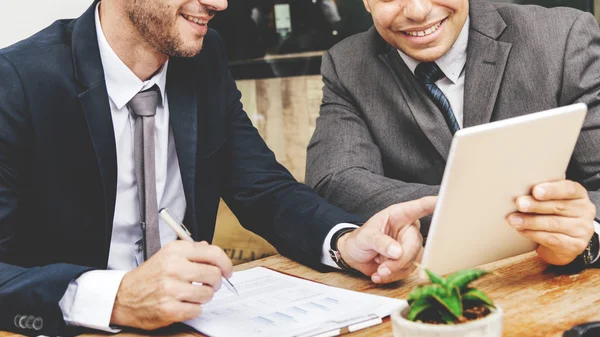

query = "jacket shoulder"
[[489, 2, 594, 60], [493, 2, 587, 36], [0, 19, 75, 58], [328, 27, 383, 59], [325, 27, 386, 74], [493, 1, 584, 20]]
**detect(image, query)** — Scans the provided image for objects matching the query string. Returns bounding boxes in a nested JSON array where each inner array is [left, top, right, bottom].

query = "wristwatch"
[[328, 227, 356, 271], [580, 232, 600, 266]]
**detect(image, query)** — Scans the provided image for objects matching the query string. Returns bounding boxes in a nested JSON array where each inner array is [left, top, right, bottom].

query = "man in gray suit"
[[306, 0, 600, 281]]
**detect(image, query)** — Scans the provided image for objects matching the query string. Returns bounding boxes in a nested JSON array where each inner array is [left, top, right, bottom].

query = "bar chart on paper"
[[185, 267, 402, 337]]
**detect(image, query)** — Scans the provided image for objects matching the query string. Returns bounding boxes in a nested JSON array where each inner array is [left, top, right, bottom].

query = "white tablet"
[[420, 103, 587, 277]]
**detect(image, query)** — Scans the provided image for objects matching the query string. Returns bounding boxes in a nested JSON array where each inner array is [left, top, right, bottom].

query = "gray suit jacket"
[[306, 0, 600, 229]]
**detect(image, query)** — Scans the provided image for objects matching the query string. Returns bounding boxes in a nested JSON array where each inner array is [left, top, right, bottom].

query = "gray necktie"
[[128, 87, 161, 260]]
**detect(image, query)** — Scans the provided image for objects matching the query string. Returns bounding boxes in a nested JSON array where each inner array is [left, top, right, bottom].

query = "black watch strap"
[[330, 227, 356, 251], [578, 232, 600, 266], [328, 227, 357, 271]]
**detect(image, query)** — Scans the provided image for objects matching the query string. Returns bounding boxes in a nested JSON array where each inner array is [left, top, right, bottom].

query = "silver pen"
[[159, 208, 239, 295]]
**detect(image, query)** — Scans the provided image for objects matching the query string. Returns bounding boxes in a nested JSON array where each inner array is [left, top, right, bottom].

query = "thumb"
[[361, 231, 403, 260]]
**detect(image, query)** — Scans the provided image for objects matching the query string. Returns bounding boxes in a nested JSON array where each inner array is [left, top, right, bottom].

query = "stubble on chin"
[[126, 1, 203, 58]]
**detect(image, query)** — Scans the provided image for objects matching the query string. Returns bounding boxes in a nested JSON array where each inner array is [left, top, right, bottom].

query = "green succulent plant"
[[406, 269, 495, 324]]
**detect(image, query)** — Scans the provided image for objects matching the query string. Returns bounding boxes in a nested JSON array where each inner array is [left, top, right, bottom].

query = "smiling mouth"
[[181, 13, 208, 26], [401, 19, 445, 37]]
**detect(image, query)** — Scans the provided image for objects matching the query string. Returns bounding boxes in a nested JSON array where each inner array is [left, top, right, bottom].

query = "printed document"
[[185, 267, 403, 337]]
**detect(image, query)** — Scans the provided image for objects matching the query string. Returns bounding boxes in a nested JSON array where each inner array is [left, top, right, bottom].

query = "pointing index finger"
[[386, 196, 437, 225]]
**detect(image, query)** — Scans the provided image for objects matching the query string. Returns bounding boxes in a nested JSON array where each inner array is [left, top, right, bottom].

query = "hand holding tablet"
[[420, 103, 589, 276]]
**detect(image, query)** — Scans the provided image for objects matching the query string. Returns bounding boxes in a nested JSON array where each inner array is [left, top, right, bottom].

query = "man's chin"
[[164, 42, 203, 58], [399, 46, 449, 63]]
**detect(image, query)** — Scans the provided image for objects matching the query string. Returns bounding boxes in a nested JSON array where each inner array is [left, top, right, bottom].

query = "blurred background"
[[0, 0, 597, 265]]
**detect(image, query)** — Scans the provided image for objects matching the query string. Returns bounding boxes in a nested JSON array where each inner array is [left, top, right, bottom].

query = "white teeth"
[[404, 20, 443, 37], [182, 14, 206, 25]]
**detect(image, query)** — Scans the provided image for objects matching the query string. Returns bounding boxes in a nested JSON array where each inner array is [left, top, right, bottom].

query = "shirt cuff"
[[321, 223, 360, 269], [592, 221, 600, 264], [58, 270, 128, 333]]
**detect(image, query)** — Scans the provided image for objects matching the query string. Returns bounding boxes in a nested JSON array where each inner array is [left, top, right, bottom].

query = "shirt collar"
[[94, 3, 168, 110], [397, 17, 470, 84]]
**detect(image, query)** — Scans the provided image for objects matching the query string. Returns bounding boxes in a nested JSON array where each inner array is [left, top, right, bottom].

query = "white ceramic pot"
[[391, 303, 503, 337]]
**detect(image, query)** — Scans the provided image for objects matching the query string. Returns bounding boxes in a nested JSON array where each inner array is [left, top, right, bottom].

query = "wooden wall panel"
[[236, 79, 258, 125], [281, 77, 309, 182], [213, 75, 325, 265], [306, 76, 324, 139]]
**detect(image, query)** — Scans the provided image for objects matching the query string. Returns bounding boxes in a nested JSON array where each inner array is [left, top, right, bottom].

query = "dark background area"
[[209, 0, 372, 61], [209, 0, 594, 79]]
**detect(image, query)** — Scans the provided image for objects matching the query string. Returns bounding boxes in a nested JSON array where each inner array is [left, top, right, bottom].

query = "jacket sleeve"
[[0, 54, 95, 337], [212, 36, 366, 271], [558, 12, 600, 223], [305, 51, 439, 220]]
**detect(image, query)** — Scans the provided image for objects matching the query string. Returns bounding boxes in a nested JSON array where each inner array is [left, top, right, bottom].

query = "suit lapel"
[[72, 1, 117, 262], [380, 49, 453, 161], [463, 0, 512, 127], [167, 58, 199, 239]]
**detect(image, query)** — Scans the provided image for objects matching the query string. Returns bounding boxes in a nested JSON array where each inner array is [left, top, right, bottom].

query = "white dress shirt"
[[58, 3, 187, 331], [58, 4, 347, 332], [397, 16, 600, 263]]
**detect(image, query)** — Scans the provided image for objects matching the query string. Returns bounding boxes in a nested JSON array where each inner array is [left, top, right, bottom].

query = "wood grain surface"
[[2, 252, 599, 337]]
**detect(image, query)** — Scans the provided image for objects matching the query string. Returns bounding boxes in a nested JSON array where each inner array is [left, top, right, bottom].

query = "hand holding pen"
[[159, 208, 239, 295], [110, 212, 235, 330]]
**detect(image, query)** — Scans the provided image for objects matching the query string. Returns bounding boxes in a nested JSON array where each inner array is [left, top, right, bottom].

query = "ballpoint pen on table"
[[158, 207, 239, 295], [297, 314, 382, 337]]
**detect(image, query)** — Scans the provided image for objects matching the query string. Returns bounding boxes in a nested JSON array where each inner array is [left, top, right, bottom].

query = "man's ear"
[[362, 0, 372, 13]]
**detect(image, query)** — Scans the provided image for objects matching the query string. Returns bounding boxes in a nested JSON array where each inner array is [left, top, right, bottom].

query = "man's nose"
[[403, 0, 432, 22], [199, 0, 228, 12]]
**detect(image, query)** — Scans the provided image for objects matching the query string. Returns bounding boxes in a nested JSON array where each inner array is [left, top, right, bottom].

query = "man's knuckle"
[[553, 202, 567, 214], [547, 217, 561, 232], [180, 240, 195, 251], [209, 265, 222, 279], [164, 240, 180, 252], [200, 286, 215, 303], [204, 249, 219, 262], [566, 181, 577, 194], [158, 278, 174, 294], [215, 246, 227, 259], [198, 265, 218, 283], [546, 233, 562, 248], [588, 203, 596, 218], [164, 260, 181, 277]]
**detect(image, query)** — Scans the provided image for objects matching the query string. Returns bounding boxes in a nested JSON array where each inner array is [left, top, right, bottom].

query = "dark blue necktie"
[[414, 62, 461, 135]]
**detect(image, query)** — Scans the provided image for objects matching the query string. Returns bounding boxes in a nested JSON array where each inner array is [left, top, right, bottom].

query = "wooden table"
[[2, 252, 599, 337]]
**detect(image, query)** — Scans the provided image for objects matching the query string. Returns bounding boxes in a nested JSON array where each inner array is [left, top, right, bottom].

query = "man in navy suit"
[[0, 0, 437, 335]]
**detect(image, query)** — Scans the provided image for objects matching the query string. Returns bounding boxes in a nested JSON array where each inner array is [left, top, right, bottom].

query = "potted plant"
[[391, 269, 503, 337]]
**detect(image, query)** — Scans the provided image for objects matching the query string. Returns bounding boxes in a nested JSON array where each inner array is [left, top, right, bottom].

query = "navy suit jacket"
[[0, 2, 363, 335]]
